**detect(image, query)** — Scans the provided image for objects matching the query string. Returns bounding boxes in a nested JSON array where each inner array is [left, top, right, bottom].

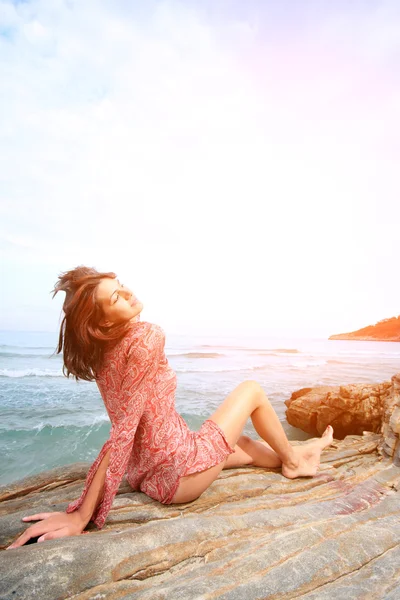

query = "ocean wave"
[[177, 366, 244, 374], [168, 352, 225, 359], [0, 351, 59, 359], [250, 349, 300, 357], [32, 415, 110, 432], [338, 349, 400, 358], [327, 359, 351, 365], [288, 360, 328, 368], [0, 368, 64, 378], [199, 344, 248, 350], [0, 420, 111, 438], [254, 348, 299, 354], [176, 359, 329, 374], [176, 359, 327, 373], [199, 344, 300, 353], [0, 344, 55, 350], [176, 363, 268, 374]]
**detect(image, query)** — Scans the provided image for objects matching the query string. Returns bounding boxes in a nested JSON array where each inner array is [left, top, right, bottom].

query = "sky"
[[0, 0, 399, 338]]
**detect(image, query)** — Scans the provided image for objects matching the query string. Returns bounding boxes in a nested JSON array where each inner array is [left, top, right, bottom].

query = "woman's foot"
[[281, 425, 334, 479]]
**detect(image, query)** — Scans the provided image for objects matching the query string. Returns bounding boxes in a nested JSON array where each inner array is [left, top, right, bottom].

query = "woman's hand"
[[6, 511, 88, 549]]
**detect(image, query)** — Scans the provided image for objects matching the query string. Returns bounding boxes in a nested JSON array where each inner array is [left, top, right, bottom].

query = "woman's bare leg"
[[209, 380, 333, 477], [170, 381, 334, 503], [223, 435, 282, 469]]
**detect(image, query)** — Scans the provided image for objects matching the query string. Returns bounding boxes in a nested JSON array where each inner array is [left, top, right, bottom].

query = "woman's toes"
[[319, 425, 334, 448]]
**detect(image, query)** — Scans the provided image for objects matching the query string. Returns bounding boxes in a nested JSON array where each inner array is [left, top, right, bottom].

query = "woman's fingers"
[[37, 527, 69, 542], [6, 526, 43, 549], [22, 512, 62, 522], [7, 516, 62, 549], [7, 523, 61, 549], [6, 512, 85, 549]]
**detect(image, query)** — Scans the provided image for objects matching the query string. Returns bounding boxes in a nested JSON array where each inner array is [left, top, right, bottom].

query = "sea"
[[1, 328, 399, 486]]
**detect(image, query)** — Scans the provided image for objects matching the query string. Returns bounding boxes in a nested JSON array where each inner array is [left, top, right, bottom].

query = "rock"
[[1, 381, 400, 599], [328, 315, 400, 341], [285, 373, 400, 463], [379, 373, 400, 464]]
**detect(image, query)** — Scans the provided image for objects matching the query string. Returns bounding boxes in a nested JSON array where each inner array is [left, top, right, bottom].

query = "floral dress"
[[65, 317, 235, 529]]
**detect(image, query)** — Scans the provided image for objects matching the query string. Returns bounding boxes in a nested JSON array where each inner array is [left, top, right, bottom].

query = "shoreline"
[[329, 335, 400, 342]]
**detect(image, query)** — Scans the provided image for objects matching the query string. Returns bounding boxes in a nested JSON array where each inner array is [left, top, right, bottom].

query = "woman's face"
[[96, 277, 143, 327]]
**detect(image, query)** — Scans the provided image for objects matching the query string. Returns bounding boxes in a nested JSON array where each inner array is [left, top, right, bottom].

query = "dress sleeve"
[[65, 323, 161, 529]]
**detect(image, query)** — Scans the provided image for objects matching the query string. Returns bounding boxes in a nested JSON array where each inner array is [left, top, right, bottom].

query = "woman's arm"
[[6, 324, 162, 547], [6, 448, 113, 548], [76, 447, 111, 527], [65, 323, 162, 529]]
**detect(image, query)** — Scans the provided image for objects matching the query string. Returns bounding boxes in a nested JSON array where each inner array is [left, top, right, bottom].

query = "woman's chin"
[[130, 308, 142, 322]]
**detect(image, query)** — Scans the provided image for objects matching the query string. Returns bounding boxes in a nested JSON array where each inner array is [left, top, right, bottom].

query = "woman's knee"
[[236, 434, 255, 456], [237, 434, 253, 447], [237, 379, 259, 393], [238, 380, 265, 404]]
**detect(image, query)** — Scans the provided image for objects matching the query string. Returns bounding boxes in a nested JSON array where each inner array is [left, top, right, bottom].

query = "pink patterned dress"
[[65, 317, 235, 529]]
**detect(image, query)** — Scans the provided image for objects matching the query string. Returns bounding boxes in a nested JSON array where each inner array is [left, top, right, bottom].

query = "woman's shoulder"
[[97, 321, 165, 379], [102, 320, 164, 358], [124, 320, 165, 355], [125, 320, 164, 340], [100, 321, 146, 362]]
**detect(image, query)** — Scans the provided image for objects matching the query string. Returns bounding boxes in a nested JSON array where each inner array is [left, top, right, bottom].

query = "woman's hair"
[[51, 265, 134, 382]]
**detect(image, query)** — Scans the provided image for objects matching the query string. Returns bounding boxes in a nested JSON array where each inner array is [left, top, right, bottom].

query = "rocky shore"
[[1, 374, 399, 599], [329, 316, 400, 341], [285, 373, 400, 463], [329, 334, 400, 341]]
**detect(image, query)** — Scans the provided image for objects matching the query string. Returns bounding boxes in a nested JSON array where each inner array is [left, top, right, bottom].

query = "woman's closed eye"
[[114, 284, 125, 304]]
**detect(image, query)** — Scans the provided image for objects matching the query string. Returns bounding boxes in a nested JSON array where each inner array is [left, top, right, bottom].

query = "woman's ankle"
[[281, 447, 299, 469]]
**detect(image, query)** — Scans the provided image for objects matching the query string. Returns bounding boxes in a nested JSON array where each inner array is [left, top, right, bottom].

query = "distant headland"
[[329, 316, 400, 342]]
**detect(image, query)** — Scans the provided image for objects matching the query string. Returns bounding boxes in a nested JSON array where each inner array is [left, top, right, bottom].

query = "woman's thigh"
[[169, 381, 261, 504], [169, 438, 253, 504], [207, 379, 261, 448]]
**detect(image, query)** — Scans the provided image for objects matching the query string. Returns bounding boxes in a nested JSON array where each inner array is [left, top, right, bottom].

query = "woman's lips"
[[130, 297, 138, 307]]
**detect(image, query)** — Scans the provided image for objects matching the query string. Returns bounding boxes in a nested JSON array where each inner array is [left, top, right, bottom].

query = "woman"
[[6, 266, 333, 549]]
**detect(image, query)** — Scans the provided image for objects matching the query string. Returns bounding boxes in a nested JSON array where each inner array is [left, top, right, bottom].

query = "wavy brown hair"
[[51, 265, 134, 382]]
